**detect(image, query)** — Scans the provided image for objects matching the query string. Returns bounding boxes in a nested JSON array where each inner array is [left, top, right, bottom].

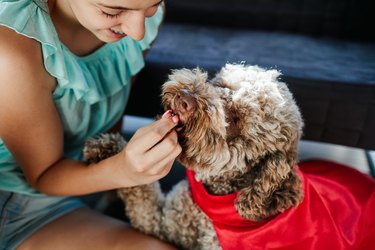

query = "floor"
[[122, 115, 374, 177]]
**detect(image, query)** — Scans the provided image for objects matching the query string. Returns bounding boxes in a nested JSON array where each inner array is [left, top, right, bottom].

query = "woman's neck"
[[48, 0, 105, 56]]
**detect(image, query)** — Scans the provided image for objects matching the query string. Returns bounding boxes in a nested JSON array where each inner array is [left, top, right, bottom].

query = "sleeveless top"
[[0, 0, 164, 196]]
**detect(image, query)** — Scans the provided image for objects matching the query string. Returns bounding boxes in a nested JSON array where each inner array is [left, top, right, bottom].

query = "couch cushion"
[[148, 23, 375, 84], [165, 0, 375, 41]]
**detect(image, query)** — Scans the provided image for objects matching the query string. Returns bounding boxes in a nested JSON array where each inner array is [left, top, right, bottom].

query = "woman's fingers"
[[116, 110, 182, 186], [130, 111, 179, 152], [126, 129, 181, 173], [119, 139, 180, 186], [144, 131, 182, 176]]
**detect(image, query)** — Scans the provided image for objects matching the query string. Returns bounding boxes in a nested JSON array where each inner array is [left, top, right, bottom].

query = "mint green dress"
[[0, 0, 164, 196]]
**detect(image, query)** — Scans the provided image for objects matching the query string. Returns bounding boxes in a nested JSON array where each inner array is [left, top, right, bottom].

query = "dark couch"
[[125, 0, 375, 175]]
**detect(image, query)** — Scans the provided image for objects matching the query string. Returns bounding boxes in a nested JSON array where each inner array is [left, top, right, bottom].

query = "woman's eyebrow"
[[98, 0, 163, 10]]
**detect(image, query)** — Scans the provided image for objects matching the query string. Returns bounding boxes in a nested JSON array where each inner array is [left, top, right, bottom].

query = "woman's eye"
[[101, 11, 121, 19]]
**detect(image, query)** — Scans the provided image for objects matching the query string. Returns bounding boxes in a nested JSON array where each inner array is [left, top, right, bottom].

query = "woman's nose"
[[121, 11, 146, 41]]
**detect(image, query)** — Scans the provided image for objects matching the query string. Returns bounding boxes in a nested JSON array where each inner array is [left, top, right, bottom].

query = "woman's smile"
[[109, 28, 127, 38]]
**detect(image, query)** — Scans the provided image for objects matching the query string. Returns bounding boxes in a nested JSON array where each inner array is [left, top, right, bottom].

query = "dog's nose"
[[175, 89, 197, 113]]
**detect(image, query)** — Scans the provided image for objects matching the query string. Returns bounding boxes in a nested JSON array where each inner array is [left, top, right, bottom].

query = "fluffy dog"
[[84, 64, 375, 250]]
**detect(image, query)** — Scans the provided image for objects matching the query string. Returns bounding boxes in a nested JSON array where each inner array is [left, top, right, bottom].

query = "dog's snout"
[[175, 90, 196, 113]]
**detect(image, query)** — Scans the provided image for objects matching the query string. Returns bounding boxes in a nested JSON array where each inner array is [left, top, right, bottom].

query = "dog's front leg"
[[117, 182, 166, 239], [161, 180, 221, 250]]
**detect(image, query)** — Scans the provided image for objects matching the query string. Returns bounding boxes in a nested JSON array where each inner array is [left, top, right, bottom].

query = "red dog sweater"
[[186, 159, 375, 250]]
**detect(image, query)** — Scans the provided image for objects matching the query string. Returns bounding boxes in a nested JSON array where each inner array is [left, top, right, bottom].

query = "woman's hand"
[[117, 111, 181, 186]]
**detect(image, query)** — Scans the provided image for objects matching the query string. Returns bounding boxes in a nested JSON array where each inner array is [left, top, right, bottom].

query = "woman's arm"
[[0, 26, 181, 196]]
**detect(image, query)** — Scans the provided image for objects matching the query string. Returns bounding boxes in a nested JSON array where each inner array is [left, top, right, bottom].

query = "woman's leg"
[[17, 207, 176, 250]]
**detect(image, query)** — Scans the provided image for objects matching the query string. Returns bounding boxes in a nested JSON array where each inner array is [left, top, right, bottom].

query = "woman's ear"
[[234, 152, 303, 221]]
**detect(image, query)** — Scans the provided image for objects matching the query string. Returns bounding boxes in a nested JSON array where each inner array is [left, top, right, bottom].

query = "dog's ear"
[[234, 152, 303, 221], [83, 133, 127, 163]]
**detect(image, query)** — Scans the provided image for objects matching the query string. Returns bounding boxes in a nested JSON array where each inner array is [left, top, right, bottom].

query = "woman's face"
[[66, 0, 163, 42]]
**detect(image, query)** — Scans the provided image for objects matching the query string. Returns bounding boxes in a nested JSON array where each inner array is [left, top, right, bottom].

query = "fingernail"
[[162, 110, 172, 119], [172, 114, 180, 124]]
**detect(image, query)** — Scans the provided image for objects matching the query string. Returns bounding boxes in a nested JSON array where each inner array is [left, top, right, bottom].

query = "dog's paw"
[[83, 133, 127, 163]]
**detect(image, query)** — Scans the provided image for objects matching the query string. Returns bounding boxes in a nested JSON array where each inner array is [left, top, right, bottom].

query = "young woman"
[[0, 0, 180, 249]]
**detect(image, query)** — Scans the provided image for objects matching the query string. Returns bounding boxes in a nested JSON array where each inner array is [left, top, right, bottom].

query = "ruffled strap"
[[138, 4, 164, 51], [0, 0, 74, 93]]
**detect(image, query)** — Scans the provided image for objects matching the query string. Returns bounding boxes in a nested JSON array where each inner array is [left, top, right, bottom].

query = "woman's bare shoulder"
[[0, 26, 62, 166], [0, 25, 55, 91], [0, 25, 41, 63]]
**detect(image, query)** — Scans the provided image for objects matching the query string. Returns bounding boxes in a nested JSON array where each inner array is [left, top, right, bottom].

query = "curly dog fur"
[[83, 63, 305, 249]]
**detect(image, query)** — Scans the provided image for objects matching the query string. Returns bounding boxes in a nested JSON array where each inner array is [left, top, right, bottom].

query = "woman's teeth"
[[110, 28, 125, 35]]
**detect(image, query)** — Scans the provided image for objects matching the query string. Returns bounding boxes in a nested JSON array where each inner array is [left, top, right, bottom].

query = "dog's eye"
[[233, 117, 240, 124], [226, 111, 242, 141]]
